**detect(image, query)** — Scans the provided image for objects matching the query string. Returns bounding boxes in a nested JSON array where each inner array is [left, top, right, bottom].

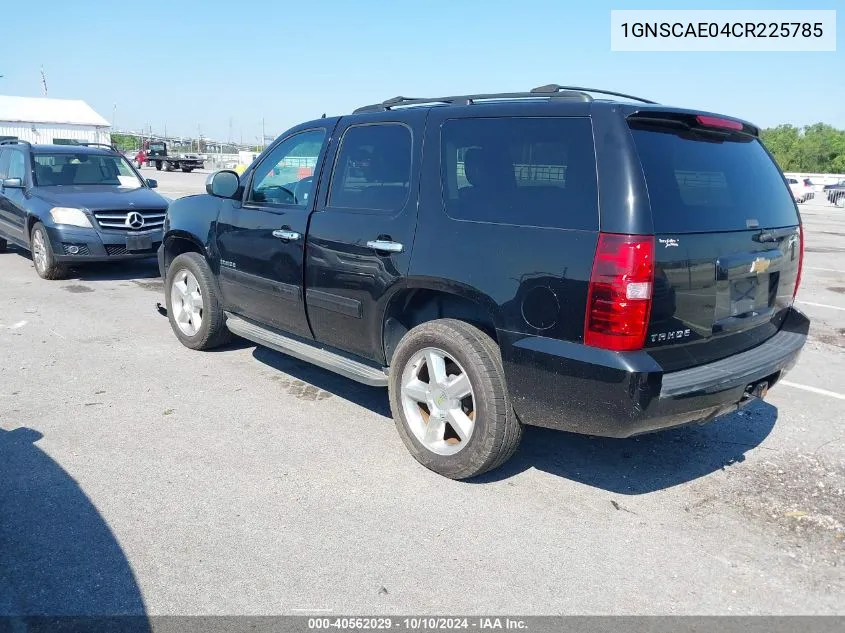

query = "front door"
[[215, 127, 330, 339], [0, 149, 28, 244], [305, 111, 425, 361]]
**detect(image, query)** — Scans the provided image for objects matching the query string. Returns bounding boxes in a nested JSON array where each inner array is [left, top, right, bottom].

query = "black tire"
[[388, 319, 522, 479], [0, 237, 6, 252], [30, 222, 67, 280], [165, 252, 231, 350], [154, 161, 162, 171], [181, 168, 193, 173]]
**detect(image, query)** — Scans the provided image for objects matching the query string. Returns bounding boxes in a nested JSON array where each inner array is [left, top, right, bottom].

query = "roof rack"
[[0, 137, 31, 147], [353, 89, 592, 114], [76, 141, 120, 152], [353, 84, 658, 114], [530, 84, 657, 104]]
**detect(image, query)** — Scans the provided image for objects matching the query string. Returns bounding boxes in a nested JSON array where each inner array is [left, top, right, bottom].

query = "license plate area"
[[126, 234, 152, 252], [730, 276, 767, 316]]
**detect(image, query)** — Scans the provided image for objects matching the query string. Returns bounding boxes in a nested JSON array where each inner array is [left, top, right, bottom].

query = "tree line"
[[761, 123, 845, 174]]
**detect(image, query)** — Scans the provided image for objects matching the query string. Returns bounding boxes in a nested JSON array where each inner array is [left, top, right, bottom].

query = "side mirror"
[[146, 178, 158, 189], [2, 178, 24, 189], [206, 170, 240, 199]]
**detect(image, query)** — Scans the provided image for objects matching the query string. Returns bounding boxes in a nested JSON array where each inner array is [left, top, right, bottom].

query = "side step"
[[225, 314, 389, 387]]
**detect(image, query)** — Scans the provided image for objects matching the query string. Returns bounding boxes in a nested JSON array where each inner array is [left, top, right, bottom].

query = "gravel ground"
[[1, 176, 843, 617]]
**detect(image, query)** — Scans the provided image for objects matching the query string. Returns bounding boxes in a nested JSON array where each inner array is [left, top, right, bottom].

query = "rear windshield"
[[630, 127, 798, 233], [32, 153, 144, 188]]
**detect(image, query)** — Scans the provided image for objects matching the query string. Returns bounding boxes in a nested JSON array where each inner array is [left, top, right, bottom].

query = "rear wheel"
[[165, 252, 231, 350], [389, 319, 522, 480], [181, 167, 193, 173], [0, 237, 6, 252], [30, 222, 67, 280]]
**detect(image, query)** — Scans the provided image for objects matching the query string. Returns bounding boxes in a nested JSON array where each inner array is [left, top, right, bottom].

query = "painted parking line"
[[780, 381, 845, 402], [797, 300, 845, 312], [805, 266, 843, 273]]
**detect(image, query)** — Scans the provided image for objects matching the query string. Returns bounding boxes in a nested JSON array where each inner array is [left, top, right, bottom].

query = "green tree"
[[761, 123, 845, 173]]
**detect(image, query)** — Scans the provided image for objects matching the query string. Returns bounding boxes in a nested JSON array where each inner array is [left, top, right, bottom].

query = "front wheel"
[[154, 161, 162, 171], [388, 319, 523, 480], [165, 252, 231, 350], [30, 222, 67, 280], [0, 237, 6, 252], [181, 167, 193, 173]]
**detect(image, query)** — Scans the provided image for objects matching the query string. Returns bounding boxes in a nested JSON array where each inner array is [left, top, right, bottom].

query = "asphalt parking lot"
[[1, 170, 843, 616]]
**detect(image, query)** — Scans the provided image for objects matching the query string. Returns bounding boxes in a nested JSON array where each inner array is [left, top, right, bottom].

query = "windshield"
[[32, 153, 145, 188]]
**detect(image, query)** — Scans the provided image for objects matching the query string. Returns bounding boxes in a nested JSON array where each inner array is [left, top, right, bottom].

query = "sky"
[[1, 0, 841, 142]]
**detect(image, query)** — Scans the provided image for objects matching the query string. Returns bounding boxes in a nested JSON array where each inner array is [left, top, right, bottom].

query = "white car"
[[786, 177, 815, 203]]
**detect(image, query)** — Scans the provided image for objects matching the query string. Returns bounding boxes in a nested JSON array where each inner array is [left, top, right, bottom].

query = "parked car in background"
[[823, 179, 845, 206], [0, 139, 168, 279], [786, 177, 815, 203], [158, 85, 808, 479]]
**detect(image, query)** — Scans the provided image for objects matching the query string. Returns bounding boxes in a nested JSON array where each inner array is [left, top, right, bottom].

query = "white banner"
[[611, 10, 836, 51]]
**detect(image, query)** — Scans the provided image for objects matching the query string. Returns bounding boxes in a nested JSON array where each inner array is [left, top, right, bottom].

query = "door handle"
[[272, 229, 301, 241], [366, 239, 404, 253]]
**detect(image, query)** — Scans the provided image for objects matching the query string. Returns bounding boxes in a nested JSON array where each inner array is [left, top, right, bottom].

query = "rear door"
[[628, 114, 802, 372], [305, 111, 424, 361]]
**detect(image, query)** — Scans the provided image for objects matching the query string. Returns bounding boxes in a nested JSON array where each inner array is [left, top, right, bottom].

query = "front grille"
[[93, 209, 166, 231], [62, 243, 90, 255], [106, 242, 161, 256]]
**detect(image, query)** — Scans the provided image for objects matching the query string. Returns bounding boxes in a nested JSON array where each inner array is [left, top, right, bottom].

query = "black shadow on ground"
[[2, 246, 160, 281], [252, 346, 391, 418], [473, 400, 778, 493], [248, 345, 777, 493], [0, 427, 149, 630]]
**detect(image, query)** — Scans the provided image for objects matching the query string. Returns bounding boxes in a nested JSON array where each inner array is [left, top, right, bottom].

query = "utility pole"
[[261, 118, 265, 150], [111, 104, 117, 130], [40, 66, 48, 96], [228, 116, 233, 144]]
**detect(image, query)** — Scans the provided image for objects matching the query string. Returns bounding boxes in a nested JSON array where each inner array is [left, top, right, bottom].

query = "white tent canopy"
[[0, 95, 109, 127]]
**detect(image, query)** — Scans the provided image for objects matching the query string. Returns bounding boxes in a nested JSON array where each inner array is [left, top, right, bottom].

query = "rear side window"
[[328, 123, 412, 213], [630, 127, 798, 232], [440, 117, 598, 230]]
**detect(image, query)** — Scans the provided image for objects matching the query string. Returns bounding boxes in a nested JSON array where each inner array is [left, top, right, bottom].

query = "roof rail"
[[353, 89, 592, 114], [0, 137, 31, 147], [76, 141, 120, 152], [530, 84, 657, 104]]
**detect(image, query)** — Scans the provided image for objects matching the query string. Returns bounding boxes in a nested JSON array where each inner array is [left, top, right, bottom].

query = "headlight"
[[49, 207, 92, 228]]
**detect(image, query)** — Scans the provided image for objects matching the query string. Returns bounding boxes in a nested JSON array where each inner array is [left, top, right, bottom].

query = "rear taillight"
[[793, 224, 804, 300], [695, 115, 744, 131], [584, 233, 655, 351]]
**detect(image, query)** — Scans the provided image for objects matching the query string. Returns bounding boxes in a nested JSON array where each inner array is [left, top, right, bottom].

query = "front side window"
[[249, 129, 326, 207], [7, 150, 26, 181], [440, 117, 598, 230], [32, 153, 144, 188], [328, 124, 412, 213], [0, 150, 10, 180]]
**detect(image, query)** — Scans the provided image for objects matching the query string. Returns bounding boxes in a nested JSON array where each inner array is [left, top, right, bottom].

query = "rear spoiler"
[[627, 109, 759, 138]]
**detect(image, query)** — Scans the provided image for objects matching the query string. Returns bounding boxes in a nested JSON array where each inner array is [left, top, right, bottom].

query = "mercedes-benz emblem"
[[126, 212, 145, 229]]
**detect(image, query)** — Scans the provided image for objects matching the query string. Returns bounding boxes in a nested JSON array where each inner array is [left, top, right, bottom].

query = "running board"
[[225, 314, 389, 387]]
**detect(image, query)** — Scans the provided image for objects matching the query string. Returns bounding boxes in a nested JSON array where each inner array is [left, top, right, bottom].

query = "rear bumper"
[[45, 225, 162, 263], [501, 307, 809, 438]]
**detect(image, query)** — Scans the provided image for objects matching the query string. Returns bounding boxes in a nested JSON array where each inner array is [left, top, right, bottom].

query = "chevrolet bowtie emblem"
[[749, 257, 771, 274]]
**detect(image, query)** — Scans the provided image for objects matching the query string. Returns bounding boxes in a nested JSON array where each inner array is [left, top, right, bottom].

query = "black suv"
[[158, 85, 809, 479], [0, 140, 168, 279]]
